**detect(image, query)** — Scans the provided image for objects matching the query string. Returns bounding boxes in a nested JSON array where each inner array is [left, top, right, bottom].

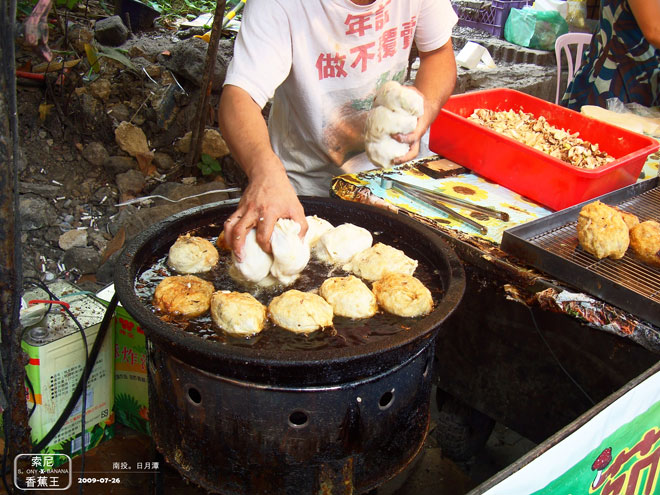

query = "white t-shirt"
[[224, 0, 458, 196]]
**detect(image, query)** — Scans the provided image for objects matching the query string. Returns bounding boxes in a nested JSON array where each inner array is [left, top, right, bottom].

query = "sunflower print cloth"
[[561, 0, 660, 110]]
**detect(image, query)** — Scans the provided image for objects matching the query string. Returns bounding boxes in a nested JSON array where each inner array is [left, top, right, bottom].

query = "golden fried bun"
[[210, 291, 267, 337], [167, 234, 219, 274], [314, 223, 373, 264], [215, 230, 231, 252], [319, 276, 378, 319], [577, 201, 629, 260], [343, 242, 418, 282], [613, 207, 640, 230], [153, 275, 214, 317], [372, 273, 433, 318], [629, 221, 660, 268], [268, 290, 333, 334]]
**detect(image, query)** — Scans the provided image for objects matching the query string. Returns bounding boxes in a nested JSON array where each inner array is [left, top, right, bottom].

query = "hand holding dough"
[[365, 81, 424, 168], [270, 218, 311, 285]]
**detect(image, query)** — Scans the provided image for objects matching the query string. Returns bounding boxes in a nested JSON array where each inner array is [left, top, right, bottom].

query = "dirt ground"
[[15, 1, 242, 292]]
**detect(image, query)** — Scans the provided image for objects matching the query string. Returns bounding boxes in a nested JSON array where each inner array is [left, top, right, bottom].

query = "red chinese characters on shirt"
[[316, 53, 348, 80], [316, 1, 415, 80]]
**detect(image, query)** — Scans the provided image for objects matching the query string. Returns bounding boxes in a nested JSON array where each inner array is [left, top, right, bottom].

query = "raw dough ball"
[[270, 218, 311, 285], [167, 234, 219, 274], [303, 215, 334, 247], [210, 291, 267, 337], [365, 106, 418, 141], [577, 201, 629, 259], [629, 220, 660, 268], [365, 81, 425, 168], [314, 223, 373, 264], [365, 136, 412, 168], [319, 276, 378, 319], [232, 229, 273, 283], [343, 242, 418, 282], [268, 290, 334, 334], [372, 273, 433, 318], [153, 275, 214, 318], [373, 80, 424, 116]]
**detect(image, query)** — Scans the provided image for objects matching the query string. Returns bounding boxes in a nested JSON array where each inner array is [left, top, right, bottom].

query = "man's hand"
[[392, 40, 457, 165], [222, 162, 307, 260], [391, 86, 427, 164], [218, 85, 308, 258], [23, 0, 53, 62]]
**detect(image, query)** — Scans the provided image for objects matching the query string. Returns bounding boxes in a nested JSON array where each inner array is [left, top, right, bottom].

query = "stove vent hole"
[[379, 389, 395, 410], [288, 410, 309, 428], [187, 386, 202, 405]]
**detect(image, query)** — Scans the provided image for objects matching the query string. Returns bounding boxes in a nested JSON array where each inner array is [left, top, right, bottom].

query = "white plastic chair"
[[554, 32, 594, 104]]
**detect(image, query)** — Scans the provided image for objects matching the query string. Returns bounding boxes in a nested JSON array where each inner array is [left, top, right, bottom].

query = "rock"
[[107, 205, 138, 236], [116, 169, 146, 197], [164, 38, 233, 90], [115, 121, 150, 157], [89, 79, 112, 101], [92, 185, 118, 204], [153, 152, 176, 171], [19, 195, 52, 230], [94, 15, 129, 46], [145, 64, 162, 79], [127, 44, 147, 59], [88, 229, 110, 252], [201, 129, 230, 159], [175, 128, 230, 158], [44, 226, 63, 243], [66, 23, 94, 53], [107, 103, 131, 124], [82, 142, 109, 167], [96, 250, 121, 284], [59, 229, 88, 250], [62, 247, 102, 275], [76, 92, 112, 136], [151, 83, 184, 130], [104, 155, 137, 175]]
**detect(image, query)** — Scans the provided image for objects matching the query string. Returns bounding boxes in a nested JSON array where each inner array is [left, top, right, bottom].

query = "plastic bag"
[[565, 0, 587, 28], [504, 6, 569, 50], [534, 0, 568, 19]]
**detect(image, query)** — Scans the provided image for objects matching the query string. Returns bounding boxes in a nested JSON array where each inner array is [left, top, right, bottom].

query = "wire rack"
[[502, 179, 660, 326]]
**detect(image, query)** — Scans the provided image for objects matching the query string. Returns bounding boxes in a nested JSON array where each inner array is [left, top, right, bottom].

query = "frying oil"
[[135, 227, 445, 351]]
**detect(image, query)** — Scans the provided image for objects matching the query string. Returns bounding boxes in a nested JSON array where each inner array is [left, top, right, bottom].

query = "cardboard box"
[[96, 284, 150, 435], [22, 281, 115, 465]]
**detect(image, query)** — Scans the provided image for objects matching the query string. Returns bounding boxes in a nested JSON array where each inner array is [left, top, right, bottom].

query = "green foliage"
[[55, 0, 78, 9], [154, 0, 242, 20], [198, 153, 222, 176]]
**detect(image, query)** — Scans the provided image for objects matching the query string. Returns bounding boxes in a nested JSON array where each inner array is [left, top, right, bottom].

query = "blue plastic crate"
[[453, 0, 533, 38]]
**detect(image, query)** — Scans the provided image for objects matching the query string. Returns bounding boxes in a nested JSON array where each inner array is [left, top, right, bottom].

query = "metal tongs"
[[381, 176, 509, 235]]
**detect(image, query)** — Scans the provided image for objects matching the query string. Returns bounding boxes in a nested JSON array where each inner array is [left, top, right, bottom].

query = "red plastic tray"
[[429, 88, 659, 211]]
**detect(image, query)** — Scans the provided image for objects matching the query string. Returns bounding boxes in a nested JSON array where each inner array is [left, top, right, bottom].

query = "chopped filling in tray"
[[468, 109, 616, 169]]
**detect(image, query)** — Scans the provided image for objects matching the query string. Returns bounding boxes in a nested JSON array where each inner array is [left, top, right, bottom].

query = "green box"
[[96, 285, 150, 435]]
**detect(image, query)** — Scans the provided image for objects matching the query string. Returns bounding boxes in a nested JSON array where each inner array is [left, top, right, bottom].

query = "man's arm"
[[393, 39, 456, 164], [217, 84, 306, 259], [628, 0, 660, 48]]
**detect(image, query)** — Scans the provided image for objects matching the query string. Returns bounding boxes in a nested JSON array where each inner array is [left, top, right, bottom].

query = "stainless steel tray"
[[501, 177, 660, 327]]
